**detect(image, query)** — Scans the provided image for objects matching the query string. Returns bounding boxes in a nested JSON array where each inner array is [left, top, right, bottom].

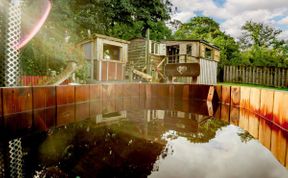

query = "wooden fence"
[[21, 76, 71, 86], [223, 65, 288, 87]]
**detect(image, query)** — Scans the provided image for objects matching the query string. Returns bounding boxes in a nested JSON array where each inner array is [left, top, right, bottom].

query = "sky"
[[170, 0, 288, 40]]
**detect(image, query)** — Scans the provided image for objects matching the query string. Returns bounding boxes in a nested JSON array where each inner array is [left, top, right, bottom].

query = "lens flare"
[[16, 0, 51, 49]]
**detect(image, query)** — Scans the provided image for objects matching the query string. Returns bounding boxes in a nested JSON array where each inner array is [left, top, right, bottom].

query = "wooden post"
[[281, 68, 285, 87], [146, 28, 151, 75]]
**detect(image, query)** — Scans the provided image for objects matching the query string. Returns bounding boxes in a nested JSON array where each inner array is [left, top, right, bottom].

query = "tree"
[[20, 0, 173, 77], [239, 21, 288, 67], [240, 21, 282, 49], [173, 16, 240, 65]]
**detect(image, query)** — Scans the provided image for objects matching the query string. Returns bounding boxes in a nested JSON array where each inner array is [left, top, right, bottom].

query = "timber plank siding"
[[224, 65, 288, 88]]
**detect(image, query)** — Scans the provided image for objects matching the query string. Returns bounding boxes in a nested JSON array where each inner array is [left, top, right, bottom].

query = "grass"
[[218, 82, 288, 91]]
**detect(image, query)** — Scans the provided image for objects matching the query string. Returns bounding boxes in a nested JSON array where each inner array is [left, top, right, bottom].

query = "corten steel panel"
[[240, 87, 251, 109], [90, 100, 102, 116], [75, 102, 90, 121], [3, 87, 32, 115], [248, 114, 259, 139], [273, 91, 288, 130], [249, 88, 261, 113], [117, 63, 123, 80], [114, 84, 123, 98], [32, 86, 56, 109], [239, 109, 249, 131], [102, 99, 116, 113], [220, 86, 231, 105], [75, 85, 90, 103], [213, 104, 221, 120], [130, 97, 141, 110], [145, 84, 152, 99], [189, 85, 210, 101], [123, 97, 134, 110], [260, 89, 274, 121], [90, 84, 102, 101], [230, 86, 240, 107], [56, 85, 75, 105], [115, 98, 124, 111], [4, 112, 33, 133], [220, 104, 230, 123], [271, 128, 288, 165], [139, 84, 146, 98], [151, 84, 170, 98], [230, 107, 240, 126], [108, 62, 116, 80], [123, 84, 140, 97], [102, 62, 107, 81], [33, 108, 56, 131], [259, 119, 272, 150], [102, 84, 115, 99], [56, 104, 75, 127], [215, 85, 222, 102], [173, 84, 190, 99]]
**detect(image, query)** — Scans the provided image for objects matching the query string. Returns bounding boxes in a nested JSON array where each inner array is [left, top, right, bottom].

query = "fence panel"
[[223, 65, 288, 87]]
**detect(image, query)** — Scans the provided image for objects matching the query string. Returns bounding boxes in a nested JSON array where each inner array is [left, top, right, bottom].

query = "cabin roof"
[[164, 39, 220, 50], [79, 33, 130, 45]]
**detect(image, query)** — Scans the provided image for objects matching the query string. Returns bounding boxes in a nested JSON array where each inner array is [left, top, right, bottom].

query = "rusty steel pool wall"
[[217, 85, 288, 131], [0, 83, 215, 131]]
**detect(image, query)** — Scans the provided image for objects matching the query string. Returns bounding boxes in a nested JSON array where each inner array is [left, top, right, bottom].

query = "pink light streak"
[[16, 0, 52, 50]]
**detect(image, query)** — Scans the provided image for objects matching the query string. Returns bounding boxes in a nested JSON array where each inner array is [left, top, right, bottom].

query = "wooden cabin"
[[164, 40, 220, 84], [128, 38, 166, 81], [78, 34, 129, 82]]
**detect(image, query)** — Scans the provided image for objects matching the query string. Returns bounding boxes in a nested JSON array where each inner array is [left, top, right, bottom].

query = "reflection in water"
[[0, 99, 287, 177], [215, 105, 288, 169]]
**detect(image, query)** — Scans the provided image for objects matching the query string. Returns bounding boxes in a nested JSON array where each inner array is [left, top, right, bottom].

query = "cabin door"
[[167, 45, 179, 63]]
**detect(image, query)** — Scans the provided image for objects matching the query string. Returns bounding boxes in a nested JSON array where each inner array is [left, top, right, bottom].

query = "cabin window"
[[205, 48, 212, 59], [187, 45, 192, 56], [103, 44, 121, 61], [151, 41, 161, 55], [167, 45, 180, 63]]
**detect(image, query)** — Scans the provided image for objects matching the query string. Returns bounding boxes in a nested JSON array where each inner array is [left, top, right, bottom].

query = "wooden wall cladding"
[[56, 85, 75, 105], [3, 87, 32, 115]]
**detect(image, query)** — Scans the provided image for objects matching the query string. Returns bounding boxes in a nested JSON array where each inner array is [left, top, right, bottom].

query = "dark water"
[[0, 99, 287, 178]]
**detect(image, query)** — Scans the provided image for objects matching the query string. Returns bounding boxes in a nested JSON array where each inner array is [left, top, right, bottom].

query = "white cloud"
[[171, 0, 288, 40]]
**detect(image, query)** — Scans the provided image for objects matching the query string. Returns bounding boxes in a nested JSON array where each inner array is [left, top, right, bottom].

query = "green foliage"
[[173, 16, 240, 66], [20, 0, 173, 77], [239, 21, 288, 67]]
